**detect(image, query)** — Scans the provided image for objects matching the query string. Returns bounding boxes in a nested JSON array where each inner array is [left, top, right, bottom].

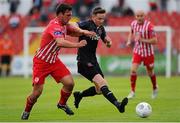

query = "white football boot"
[[127, 91, 135, 99]]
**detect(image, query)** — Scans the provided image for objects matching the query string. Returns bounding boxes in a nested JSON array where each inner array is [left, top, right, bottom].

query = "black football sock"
[[80, 86, 97, 97], [100, 85, 118, 105]]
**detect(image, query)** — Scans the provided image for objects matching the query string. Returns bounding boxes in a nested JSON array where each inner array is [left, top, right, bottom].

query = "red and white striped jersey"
[[131, 20, 156, 57], [34, 18, 66, 64]]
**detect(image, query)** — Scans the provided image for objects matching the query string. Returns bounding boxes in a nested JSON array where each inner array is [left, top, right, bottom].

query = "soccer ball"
[[136, 102, 152, 118]]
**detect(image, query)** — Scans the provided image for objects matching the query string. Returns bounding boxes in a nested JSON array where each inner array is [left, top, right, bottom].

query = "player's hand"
[[78, 40, 87, 47], [126, 41, 131, 47], [82, 30, 96, 37], [106, 40, 112, 48], [105, 36, 112, 48]]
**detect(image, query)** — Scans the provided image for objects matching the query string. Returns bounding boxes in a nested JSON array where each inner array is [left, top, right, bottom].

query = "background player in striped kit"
[[126, 10, 158, 99]]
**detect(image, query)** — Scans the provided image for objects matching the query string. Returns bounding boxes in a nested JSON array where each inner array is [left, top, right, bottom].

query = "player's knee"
[[32, 89, 42, 99], [64, 80, 74, 91], [146, 67, 154, 76], [95, 86, 102, 94], [68, 81, 74, 89], [34, 91, 42, 99], [147, 71, 154, 76], [131, 70, 137, 75]]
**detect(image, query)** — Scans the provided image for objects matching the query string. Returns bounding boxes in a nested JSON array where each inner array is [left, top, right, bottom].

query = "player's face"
[[59, 10, 72, 25], [93, 13, 106, 27], [135, 12, 145, 24]]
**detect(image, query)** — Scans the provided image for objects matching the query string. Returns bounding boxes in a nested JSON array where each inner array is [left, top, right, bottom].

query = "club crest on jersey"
[[91, 35, 100, 40], [54, 31, 62, 36], [98, 29, 102, 35]]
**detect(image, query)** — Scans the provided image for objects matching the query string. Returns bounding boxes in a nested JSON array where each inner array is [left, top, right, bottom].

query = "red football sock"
[[150, 74, 157, 90], [25, 96, 36, 112], [130, 73, 137, 92], [58, 89, 71, 105]]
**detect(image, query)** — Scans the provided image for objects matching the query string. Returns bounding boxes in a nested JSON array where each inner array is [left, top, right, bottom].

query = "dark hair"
[[56, 3, 72, 16], [92, 7, 106, 15]]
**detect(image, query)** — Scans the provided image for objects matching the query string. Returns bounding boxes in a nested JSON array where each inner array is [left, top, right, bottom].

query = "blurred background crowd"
[[0, 0, 180, 76]]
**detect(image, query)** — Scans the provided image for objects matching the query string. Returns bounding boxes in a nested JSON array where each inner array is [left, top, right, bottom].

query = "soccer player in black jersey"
[[73, 7, 128, 113]]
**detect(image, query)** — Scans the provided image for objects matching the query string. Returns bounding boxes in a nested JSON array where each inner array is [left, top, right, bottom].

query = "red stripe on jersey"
[[34, 18, 66, 64], [35, 40, 60, 63], [131, 20, 155, 57]]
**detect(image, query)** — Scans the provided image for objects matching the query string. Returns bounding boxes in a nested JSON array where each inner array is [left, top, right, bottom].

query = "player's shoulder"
[[145, 20, 154, 29], [78, 20, 91, 24], [130, 20, 137, 26], [46, 18, 62, 31], [77, 20, 92, 28]]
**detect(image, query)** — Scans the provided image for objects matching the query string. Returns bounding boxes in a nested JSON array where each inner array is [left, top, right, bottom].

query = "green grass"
[[0, 76, 180, 122]]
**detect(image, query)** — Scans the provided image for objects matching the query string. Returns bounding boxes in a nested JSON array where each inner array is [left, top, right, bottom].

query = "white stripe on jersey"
[[142, 20, 147, 57], [35, 40, 54, 57], [35, 40, 60, 64], [41, 41, 56, 60]]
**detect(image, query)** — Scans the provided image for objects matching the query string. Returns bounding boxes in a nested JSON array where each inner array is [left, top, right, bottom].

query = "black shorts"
[[1, 55, 12, 64], [77, 61, 104, 82]]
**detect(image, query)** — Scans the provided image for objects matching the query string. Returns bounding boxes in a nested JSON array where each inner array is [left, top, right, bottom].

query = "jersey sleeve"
[[148, 23, 156, 38], [47, 24, 65, 39], [99, 26, 106, 42]]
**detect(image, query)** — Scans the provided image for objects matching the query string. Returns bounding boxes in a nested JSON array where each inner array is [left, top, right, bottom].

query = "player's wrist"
[[79, 29, 85, 35]]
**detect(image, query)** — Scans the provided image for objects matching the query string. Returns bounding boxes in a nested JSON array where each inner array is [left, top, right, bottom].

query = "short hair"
[[92, 7, 106, 15], [56, 3, 72, 16]]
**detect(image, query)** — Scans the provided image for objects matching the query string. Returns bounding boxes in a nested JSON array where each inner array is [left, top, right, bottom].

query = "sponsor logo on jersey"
[[54, 31, 62, 36]]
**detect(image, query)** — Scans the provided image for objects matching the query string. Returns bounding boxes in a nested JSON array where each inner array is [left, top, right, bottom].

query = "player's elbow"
[[153, 38, 158, 44], [56, 39, 65, 47], [151, 38, 157, 44]]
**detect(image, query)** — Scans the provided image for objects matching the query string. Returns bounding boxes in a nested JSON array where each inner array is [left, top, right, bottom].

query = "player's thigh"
[[132, 54, 141, 72], [95, 62, 104, 78], [77, 62, 99, 82], [144, 55, 154, 69], [32, 62, 50, 85], [132, 54, 142, 65], [131, 63, 140, 73], [32, 84, 44, 97], [51, 60, 71, 83]]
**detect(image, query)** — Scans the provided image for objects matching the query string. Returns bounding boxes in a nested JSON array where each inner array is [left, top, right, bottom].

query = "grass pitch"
[[0, 76, 180, 122]]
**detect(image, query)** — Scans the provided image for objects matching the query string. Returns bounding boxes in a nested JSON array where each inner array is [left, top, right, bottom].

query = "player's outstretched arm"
[[66, 23, 96, 37], [56, 38, 87, 48]]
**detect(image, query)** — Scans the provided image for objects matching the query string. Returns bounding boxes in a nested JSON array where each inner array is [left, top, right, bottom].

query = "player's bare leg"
[[57, 75, 74, 115], [146, 66, 158, 99], [93, 74, 128, 113], [21, 84, 43, 120], [127, 63, 139, 99]]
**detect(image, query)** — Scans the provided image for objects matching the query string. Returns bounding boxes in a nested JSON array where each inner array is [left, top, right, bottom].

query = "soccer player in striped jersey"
[[126, 10, 158, 99], [21, 3, 96, 120]]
